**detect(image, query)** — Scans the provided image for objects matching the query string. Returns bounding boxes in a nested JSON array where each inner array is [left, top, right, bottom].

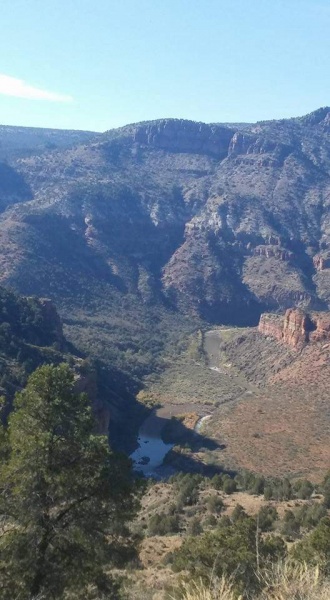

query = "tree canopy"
[[0, 363, 140, 599]]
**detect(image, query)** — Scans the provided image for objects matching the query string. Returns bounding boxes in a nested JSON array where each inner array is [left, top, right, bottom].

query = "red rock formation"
[[258, 313, 285, 343], [282, 308, 311, 348], [258, 308, 330, 349], [310, 313, 330, 343]]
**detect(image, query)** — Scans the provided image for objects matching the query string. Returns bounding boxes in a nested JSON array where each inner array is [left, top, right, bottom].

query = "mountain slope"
[[1, 110, 330, 375]]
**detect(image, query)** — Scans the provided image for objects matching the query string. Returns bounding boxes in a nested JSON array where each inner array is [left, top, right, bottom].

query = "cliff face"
[[108, 118, 235, 158], [258, 308, 330, 348]]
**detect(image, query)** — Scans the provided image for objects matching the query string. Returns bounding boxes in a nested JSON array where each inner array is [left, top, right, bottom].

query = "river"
[[130, 405, 212, 477]]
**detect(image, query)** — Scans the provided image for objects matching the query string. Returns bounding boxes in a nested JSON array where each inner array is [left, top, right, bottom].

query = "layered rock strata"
[[258, 308, 330, 348]]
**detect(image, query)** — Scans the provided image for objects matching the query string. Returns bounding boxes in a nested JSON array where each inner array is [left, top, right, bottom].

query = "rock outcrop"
[[258, 308, 330, 349], [124, 119, 235, 158], [253, 245, 293, 262], [313, 253, 330, 271]]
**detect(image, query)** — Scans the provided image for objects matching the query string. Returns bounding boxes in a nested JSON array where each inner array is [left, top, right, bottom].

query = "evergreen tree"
[[0, 364, 140, 599]]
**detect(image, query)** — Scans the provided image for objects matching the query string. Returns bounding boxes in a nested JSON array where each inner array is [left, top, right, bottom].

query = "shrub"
[[257, 505, 278, 532], [176, 475, 201, 506], [231, 504, 247, 523], [294, 479, 314, 500], [281, 510, 300, 540], [211, 474, 223, 490], [188, 517, 203, 536], [223, 478, 237, 495], [172, 517, 286, 596], [207, 495, 224, 515], [170, 563, 330, 599], [148, 513, 180, 536], [203, 514, 217, 528]]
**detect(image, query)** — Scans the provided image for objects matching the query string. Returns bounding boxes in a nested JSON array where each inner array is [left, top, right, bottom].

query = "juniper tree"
[[0, 364, 140, 599]]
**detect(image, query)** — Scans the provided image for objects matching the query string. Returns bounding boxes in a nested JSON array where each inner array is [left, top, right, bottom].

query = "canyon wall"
[[258, 308, 330, 348]]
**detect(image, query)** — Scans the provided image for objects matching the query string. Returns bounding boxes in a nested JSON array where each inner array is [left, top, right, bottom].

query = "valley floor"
[[141, 326, 330, 480]]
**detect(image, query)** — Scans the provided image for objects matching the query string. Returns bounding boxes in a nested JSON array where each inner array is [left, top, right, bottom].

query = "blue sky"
[[1, 0, 330, 131]]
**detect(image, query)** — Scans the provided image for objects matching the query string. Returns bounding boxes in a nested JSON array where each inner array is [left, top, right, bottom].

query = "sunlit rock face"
[[258, 308, 330, 349]]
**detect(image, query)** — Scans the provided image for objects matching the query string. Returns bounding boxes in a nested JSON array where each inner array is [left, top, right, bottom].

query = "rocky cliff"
[[2, 109, 330, 376], [258, 308, 330, 348], [104, 118, 235, 158]]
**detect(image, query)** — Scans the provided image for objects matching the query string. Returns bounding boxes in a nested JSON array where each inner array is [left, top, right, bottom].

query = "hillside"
[[0, 110, 330, 476], [0, 285, 113, 435], [0, 124, 99, 160], [2, 110, 330, 327]]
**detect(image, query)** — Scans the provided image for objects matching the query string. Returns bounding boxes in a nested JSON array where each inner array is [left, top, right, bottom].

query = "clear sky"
[[1, 0, 330, 132]]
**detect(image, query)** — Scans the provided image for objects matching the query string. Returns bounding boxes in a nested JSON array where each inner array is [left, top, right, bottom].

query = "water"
[[130, 407, 212, 477], [130, 411, 174, 477], [130, 434, 174, 477]]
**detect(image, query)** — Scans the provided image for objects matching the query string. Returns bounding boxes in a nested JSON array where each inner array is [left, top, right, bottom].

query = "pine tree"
[[0, 364, 140, 599]]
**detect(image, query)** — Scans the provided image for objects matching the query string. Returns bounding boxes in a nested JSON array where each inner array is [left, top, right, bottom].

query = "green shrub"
[[223, 478, 237, 495], [148, 513, 180, 536], [257, 505, 278, 532], [207, 494, 224, 515]]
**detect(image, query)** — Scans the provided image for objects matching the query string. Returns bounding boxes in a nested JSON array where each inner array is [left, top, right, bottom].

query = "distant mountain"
[[0, 124, 99, 160], [1, 109, 330, 376]]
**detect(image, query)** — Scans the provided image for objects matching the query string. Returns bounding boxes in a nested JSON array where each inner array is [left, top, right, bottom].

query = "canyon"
[[1, 109, 330, 477]]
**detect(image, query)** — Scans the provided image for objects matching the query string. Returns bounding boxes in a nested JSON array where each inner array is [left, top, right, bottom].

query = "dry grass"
[[169, 563, 330, 600], [257, 562, 330, 600], [170, 578, 240, 600]]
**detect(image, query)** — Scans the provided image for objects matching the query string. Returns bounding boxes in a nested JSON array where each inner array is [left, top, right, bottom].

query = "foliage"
[[281, 510, 300, 540], [148, 513, 180, 536], [172, 517, 286, 596], [322, 471, 330, 508], [175, 474, 202, 507], [222, 477, 237, 495], [291, 517, 330, 570], [0, 287, 73, 401], [235, 471, 265, 495], [295, 503, 327, 530], [211, 474, 223, 490], [0, 364, 140, 599], [263, 479, 292, 501], [257, 505, 278, 532], [188, 517, 203, 536], [231, 505, 248, 523], [207, 495, 224, 515], [293, 479, 314, 500]]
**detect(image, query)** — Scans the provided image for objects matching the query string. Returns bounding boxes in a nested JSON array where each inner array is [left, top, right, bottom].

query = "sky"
[[1, 0, 330, 132]]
